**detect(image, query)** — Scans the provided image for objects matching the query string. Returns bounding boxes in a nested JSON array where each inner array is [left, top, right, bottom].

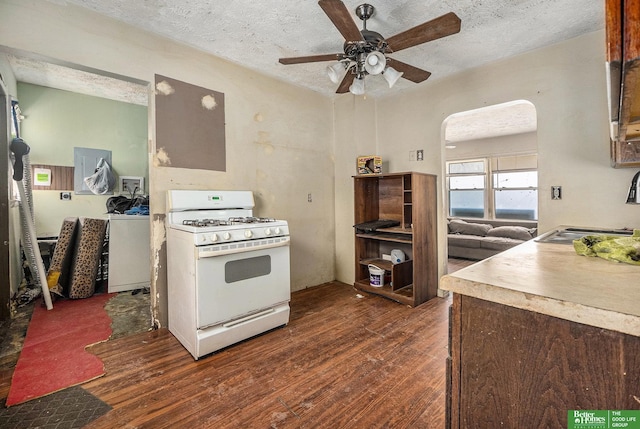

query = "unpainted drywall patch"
[[152, 215, 166, 282], [154, 147, 172, 166], [151, 214, 167, 329], [254, 113, 264, 122], [201, 94, 217, 110], [154, 74, 226, 172], [155, 80, 175, 96]]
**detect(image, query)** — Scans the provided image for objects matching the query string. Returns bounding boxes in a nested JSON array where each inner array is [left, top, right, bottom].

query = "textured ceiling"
[[6, 0, 604, 139], [445, 100, 538, 143], [7, 54, 148, 106], [41, 0, 603, 98]]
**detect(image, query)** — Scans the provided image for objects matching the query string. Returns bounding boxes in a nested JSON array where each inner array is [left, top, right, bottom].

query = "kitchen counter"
[[443, 231, 640, 427], [440, 233, 640, 336]]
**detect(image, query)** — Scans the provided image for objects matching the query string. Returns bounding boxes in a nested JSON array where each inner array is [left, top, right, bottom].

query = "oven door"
[[194, 241, 290, 329]]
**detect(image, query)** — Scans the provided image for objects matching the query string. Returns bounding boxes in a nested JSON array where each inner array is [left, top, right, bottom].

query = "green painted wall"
[[17, 83, 148, 236]]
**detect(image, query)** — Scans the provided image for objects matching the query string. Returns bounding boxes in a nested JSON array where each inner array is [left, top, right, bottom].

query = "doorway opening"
[[442, 100, 538, 272], [0, 48, 152, 363]]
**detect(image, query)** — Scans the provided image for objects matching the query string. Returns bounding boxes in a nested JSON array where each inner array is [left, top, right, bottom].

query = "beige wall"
[[334, 30, 640, 288], [445, 132, 537, 161], [1, 0, 336, 326], [332, 96, 378, 285]]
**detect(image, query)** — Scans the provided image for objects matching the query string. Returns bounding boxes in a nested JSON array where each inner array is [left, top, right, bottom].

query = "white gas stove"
[[166, 190, 291, 360]]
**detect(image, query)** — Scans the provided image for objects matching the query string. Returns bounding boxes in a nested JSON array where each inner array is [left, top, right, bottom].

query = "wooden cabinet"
[[447, 294, 640, 428], [353, 172, 437, 307], [606, 0, 640, 167]]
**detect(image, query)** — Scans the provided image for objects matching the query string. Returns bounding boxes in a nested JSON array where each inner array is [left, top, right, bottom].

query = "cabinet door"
[[451, 295, 640, 428], [607, 0, 640, 166]]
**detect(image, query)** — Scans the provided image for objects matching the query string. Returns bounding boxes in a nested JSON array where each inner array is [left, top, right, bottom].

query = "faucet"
[[627, 171, 640, 204]]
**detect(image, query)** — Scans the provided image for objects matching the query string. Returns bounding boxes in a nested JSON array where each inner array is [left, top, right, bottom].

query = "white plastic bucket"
[[368, 264, 385, 287]]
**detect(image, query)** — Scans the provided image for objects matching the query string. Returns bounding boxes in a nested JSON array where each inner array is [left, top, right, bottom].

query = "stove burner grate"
[[182, 219, 232, 228], [181, 217, 277, 228], [228, 217, 276, 224]]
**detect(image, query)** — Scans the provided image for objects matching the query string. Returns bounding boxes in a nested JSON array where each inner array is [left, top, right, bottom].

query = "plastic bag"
[[84, 158, 116, 195]]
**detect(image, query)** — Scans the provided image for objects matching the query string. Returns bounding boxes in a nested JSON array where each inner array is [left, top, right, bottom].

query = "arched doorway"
[[442, 100, 538, 272]]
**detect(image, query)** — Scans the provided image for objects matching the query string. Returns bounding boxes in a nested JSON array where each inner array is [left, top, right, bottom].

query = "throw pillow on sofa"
[[449, 219, 493, 236], [486, 226, 536, 241]]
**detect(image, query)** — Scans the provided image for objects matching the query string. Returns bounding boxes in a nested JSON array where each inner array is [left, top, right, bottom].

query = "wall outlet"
[[60, 192, 72, 201], [417, 149, 424, 161], [307, 193, 312, 203], [552, 186, 562, 200]]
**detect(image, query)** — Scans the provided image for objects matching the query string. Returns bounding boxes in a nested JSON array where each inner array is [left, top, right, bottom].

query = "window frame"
[[446, 156, 538, 221], [446, 158, 488, 219], [491, 168, 538, 220]]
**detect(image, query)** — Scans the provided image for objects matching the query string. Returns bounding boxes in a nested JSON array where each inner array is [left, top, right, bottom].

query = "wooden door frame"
[[0, 79, 11, 320]]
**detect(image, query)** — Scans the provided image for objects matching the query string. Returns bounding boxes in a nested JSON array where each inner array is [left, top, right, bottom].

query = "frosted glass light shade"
[[364, 51, 386, 75], [327, 62, 346, 84], [349, 77, 365, 95], [383, 67, 403, 88]]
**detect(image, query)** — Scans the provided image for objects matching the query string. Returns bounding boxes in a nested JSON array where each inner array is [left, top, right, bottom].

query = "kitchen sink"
[[535, 227, 634, 244]]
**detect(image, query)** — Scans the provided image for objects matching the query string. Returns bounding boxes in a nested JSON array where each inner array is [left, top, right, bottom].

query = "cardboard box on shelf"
[[357, 156, 382, 175]]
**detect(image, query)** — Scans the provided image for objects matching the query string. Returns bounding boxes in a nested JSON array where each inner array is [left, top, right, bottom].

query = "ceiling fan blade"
[[318, 0, 364, 42], [386, 58, 432, 83], [336, 71, 354, 93], [279, 53, 342, 65], [386, 12, 461, 52]]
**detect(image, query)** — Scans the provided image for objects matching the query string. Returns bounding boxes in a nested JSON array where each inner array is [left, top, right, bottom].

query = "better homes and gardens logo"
[[568, 410, 640, 429]]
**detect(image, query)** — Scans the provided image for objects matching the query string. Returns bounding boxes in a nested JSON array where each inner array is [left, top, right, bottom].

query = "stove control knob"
[[264, 228, 272, 236], [244, 230, 253, 238], [274, 227, 281, 235], [210, 233, 218, 242], [223, 232, 231, 241]]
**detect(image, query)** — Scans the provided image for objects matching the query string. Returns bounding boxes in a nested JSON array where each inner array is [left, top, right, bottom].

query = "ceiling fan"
[[279, 0, 461, 95]]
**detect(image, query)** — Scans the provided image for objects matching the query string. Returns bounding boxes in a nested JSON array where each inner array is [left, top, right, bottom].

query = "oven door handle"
[[197, 237, 290, 258]]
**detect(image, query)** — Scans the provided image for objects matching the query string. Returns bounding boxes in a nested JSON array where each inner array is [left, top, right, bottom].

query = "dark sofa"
[[447, 217, 538, 260]]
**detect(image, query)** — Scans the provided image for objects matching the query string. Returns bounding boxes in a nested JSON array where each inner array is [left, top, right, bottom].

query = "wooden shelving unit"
[[353, 172, 438, 307]]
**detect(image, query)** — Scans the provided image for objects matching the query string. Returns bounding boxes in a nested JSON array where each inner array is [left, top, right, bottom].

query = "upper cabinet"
[[606, 0, 640, 167]]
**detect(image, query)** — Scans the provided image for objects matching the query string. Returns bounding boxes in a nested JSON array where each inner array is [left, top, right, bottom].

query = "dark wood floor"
[[79, 282, 450, 428]]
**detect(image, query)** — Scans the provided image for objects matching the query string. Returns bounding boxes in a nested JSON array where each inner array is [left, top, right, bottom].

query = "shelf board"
[[354, 280, 414, 306], [356, 227, 412, 243], [360, 258, 393, 271], [378, 226, 412, 234]]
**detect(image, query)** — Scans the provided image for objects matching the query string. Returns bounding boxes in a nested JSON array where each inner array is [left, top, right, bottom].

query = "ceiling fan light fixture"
[[278, 2, 460, 95], [349, 77, 365, 95], [327, 61, 348, 84], [383, 66, 403, 88], [364, 51, 386, 75]]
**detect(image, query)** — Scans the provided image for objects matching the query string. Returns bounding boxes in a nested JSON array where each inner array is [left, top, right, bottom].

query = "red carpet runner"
[[6, 293, 114, 406]]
